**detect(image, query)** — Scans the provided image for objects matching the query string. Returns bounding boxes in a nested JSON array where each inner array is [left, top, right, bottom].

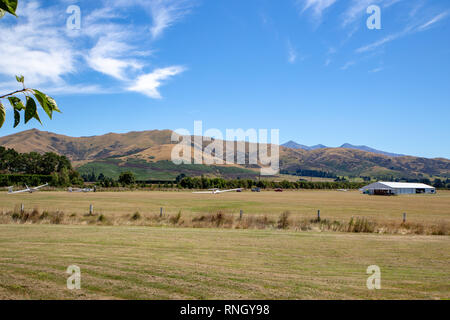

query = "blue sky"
[[0, 0, 449, 158]]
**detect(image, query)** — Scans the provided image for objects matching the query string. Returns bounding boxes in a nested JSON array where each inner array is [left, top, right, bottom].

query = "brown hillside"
[[1, 129, 449, 178], [0, 129, 174, 161]]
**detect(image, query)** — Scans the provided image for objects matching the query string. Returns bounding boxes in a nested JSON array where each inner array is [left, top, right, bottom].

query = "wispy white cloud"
[[383, 0, 404, 8], [108, 0, 194, 40], [0, 2, 76, 87], [297, 0, 337, 20], [342, 0, 378, 27], [0, 0, 192, 99], [38, 84, 111, 96], [340, 60, 355, 70], [147, 0, 193, 40], [355, 31, 406, 53], [127, 66, 186, 98], [418, 11, 449, 31], [86, 36, 143, 80], [287, 40, 297, 64], [369, 66, 384, 73], [356, 9, 449, 54], [409, 0, 425, 18]]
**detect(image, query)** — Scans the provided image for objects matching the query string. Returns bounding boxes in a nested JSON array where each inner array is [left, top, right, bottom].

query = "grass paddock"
[[1, 190, 448, 299], [1, 190, 449, 224], [0, 225, 448, 300]]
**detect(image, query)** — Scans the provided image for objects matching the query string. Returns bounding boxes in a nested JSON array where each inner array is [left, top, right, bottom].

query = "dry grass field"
[[0, 190, 448, 300], [1, 190, 449, 225], [0, 224, 448, 300]]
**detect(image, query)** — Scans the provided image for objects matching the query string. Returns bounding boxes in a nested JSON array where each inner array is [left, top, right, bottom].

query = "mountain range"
[[0, 129, 449, 180], [282, 141, 404, 157]]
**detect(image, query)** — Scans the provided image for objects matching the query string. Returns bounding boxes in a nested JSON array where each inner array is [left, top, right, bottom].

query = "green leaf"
[[0, 0, 18, 17], [7, 96, 24, 110], [0, 9, 5, 19], [33, 89, 60, 115], [25, 96, 37, 124], [0, 102, 5, 128], [33, 110, 42, 125], [15, 75, 24, 84], [32, 89, 52, 119], [13, 108, 20, 128], [46, 95, 60, 113]]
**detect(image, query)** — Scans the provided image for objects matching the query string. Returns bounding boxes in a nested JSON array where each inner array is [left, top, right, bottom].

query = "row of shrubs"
[[0, 172, 83, 187], [1, 208, 448, 235], [0, 174, 52, 187], [178, 176, 368, 190]]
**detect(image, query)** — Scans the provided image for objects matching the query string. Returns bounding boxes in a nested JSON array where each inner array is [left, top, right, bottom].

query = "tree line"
[[178, 176, 368, 190], [280, 169, 337, 178], [2, 145, 449, 190], [0, 147, 82, 186]]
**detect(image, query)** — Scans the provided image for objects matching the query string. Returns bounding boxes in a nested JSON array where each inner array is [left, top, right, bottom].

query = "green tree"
[[433, 179, 444, 189], [50, 172, 59, 187], [58, 167, 71, 187], [175, 173, 186, 183], [69, 170, 84, 186], [0, 0, 61, 129], [40, 152, 60, 175], [119, 172, 136, 186]]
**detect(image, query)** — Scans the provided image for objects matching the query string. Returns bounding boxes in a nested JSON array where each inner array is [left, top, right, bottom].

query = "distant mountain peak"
[[339, 143, 404, 157], [282, 141, 404, 157], [282, 141, 310, 150], [282, 141, 328, 151]]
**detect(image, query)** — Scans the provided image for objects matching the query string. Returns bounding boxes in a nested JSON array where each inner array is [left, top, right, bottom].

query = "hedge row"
[[0, 174, 52, 187]]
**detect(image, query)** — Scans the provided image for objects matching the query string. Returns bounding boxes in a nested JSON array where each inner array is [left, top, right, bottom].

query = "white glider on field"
[[68, 187, 94, 193], [7, 183, 49, 194], [193, 188, 243, 194]]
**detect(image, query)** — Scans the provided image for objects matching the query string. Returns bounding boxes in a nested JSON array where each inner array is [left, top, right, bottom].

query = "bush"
[[11, 212, 20, 221], [170, 211, 182, 224], [277, 211, 290, 229], [119, 172, 136, 186], [29, 208, 40, 223], [131, 212, 141, 221], [431, 221, 448, 235], [347, 217, 375, 233], [40, 211, 49, 220], [50, 212, 64, 224]]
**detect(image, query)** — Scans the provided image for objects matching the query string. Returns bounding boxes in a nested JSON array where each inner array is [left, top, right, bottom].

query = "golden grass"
[[0, 224, 448, 300], [1, 207, 447, 235], [1, 190, 449, 225]]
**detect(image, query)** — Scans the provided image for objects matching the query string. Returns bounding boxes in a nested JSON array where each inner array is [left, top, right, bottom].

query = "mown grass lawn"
[[0, 225, 448, 300]]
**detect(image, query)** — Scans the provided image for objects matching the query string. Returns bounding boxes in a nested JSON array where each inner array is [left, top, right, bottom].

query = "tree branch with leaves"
[[0, 0, 61, 128]]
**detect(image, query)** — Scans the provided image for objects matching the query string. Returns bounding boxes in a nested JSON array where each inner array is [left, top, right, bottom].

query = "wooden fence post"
[[89, 204, 94, 216], [240, 210, 243, 220], [403, 212, 406, 223], [317, 210, 321, 222], [160, 207, 163, 218]]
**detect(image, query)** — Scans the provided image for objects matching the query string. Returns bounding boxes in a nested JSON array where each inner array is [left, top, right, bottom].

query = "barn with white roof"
[[360, 182, 436, 195]]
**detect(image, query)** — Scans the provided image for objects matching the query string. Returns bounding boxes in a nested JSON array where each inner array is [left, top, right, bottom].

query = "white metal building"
[[360, 182, 436, 195]]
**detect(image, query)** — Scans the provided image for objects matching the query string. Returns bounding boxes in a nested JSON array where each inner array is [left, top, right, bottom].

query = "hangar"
[[360, 182, 436, 195]]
